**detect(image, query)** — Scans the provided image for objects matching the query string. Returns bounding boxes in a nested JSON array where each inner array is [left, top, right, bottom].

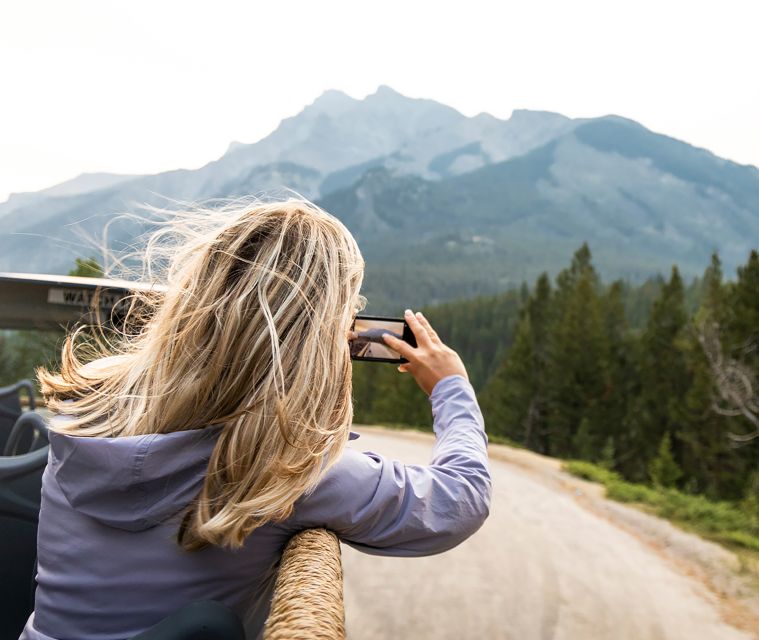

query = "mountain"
[[0, 86, 581, 276], [0, 172, 138, 219], [0, 87, 757, 312], [320, 116, 759, 309]]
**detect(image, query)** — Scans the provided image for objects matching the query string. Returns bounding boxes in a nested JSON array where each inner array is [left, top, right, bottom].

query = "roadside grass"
[[563, 460, 759, 553]]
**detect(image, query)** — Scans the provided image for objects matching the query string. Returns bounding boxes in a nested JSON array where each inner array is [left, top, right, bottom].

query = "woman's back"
[[22, 374, 490, 639], [26, 421, 287, 639]]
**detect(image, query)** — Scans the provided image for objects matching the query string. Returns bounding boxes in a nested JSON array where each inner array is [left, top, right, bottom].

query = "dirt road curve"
[[341, 427, 755, 640]]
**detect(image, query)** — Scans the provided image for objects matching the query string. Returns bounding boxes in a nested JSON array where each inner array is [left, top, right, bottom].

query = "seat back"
[[0, 380, 36, 453], [3, 411, 49, 457], [0, 413, 49, 640], [131, 601, 245, 640]]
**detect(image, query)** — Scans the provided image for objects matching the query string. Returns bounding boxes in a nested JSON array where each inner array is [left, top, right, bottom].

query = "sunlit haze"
[[0, 0, 757, 201]]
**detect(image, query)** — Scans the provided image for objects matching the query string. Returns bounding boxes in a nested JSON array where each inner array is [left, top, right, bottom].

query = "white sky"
[[0, 0, 757, 202]]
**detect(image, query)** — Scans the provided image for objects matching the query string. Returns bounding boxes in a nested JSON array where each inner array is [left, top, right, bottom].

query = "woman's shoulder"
[[293, 445, 385, 512]]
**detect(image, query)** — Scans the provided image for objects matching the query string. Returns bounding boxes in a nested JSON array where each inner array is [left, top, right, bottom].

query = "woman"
[[21, 199, 491, 639]]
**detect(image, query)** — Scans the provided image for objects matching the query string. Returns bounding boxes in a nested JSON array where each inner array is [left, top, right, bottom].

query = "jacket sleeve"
[[290, 374, 492, 557]]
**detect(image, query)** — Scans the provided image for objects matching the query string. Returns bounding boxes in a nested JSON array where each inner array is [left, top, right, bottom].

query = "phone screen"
[[349, 316, 415, 363]]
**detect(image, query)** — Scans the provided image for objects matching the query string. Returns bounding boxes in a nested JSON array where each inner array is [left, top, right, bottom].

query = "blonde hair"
[[37, 198, 366, 551]]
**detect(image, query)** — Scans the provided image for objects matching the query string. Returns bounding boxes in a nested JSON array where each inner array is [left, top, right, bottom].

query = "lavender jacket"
[[20, 374, 491, 640]]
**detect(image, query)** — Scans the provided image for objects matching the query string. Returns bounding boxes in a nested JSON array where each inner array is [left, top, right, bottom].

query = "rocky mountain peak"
[[306, 88, 357, 115]]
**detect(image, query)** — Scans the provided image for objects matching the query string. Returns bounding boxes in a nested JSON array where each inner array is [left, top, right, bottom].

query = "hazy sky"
[[1, 0, 757, 202]]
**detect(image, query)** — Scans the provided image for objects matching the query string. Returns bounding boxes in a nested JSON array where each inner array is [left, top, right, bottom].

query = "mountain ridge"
[[1, 86, 756, 312]]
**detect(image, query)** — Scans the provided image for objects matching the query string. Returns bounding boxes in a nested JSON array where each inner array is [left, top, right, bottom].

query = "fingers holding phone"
[[382, 309, 469, 396]]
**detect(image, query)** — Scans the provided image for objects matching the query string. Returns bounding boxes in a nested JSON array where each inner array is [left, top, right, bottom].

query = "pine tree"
[[626, 266, 690, 482], [370, 364, 431, 428], [545, 244, 610, 458], [649, 432, 683, 487], [350, 361, 376, 424], [481, 317, 535, 442], [722, 251, 759, 495], [600, 280, 636, 474], [678, 254, 744, 498], [599, 437, 616, 470], [725, 250, 759, 370], [572, 417, 595, 460], [481, 273, 553, 450]]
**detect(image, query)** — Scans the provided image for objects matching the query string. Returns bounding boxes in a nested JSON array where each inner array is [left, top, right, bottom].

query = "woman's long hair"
[[37, 198, 366, 551]]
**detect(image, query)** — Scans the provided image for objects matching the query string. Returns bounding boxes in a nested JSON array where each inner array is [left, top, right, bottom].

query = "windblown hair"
[[37, 198, 366, 551]]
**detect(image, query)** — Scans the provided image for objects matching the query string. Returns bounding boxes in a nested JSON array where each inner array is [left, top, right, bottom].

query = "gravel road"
[[341, 427, 755, 640]]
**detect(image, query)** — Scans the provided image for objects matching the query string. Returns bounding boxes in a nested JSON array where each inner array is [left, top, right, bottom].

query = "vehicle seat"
[[131, 601, 245, 640], [0, 412, 49, 640], [0, 379, 36, 453]]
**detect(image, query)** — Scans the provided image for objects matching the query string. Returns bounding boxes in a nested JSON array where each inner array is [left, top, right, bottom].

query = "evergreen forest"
[[352, 245, 759, 504]]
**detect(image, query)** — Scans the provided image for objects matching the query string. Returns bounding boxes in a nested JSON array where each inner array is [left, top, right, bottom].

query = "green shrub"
[[606, 481, 659, 504], [564, 460, 621, 485], [563, 459, 759, 551]]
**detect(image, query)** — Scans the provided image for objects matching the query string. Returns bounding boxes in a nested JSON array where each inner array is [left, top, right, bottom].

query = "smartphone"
[[349, 315, 417, 363]]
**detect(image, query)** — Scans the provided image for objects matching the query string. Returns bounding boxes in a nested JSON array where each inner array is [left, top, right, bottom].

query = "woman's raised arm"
[[291, 373, 491, 557]]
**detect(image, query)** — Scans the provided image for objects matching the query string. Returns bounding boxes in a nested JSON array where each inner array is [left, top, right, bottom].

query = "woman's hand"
[[381, 309, 469, 396]]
